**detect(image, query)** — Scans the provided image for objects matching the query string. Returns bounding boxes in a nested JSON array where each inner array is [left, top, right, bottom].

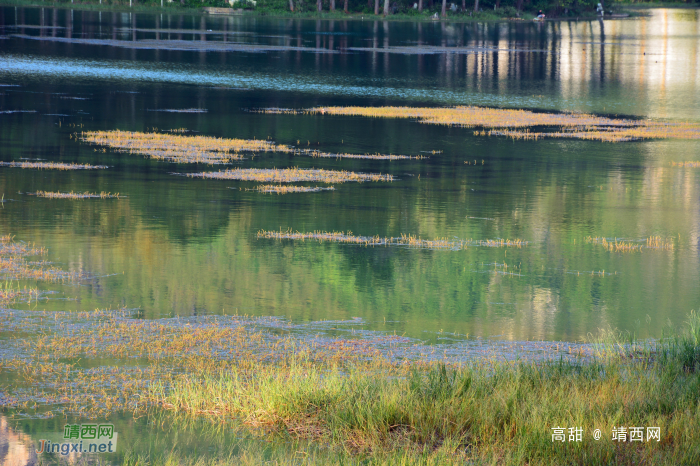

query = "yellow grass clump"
[[81, 130, 295, 164], [585, 236, 674, 252], [479, 238, 527, 248], [258, 229, 465, 250], [671, 161, 700, 168], [646, 236, 674, 250], [0, 161, 108, 170], [264, 106, 700, 143], [31, 191, 123, 199], [0, 234, 82, 285], [188, 168, 394, 183], [250, 185, 335, 194]]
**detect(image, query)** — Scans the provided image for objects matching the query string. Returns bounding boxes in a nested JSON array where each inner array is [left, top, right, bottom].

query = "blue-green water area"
[[0, 6, 699, 463]]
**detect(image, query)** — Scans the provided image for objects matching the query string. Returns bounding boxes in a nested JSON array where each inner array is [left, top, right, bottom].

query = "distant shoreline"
[[2, 0, 691, 23]]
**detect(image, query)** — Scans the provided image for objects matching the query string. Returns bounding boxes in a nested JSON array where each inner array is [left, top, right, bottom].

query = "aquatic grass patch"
[[478, 238, 528, 248], [0, 281, 45, 307], [671, 161, 700, 168], [0, 161, 108, 170], [1, 309, 585, 419], [265, 106, 700, 143], [30, 191, 123, 199], [306, 151, 426, 161], [257, 229, 466, 250], [81, 129, 421, 165], [147, 108, 208, 113], [0, 234, 82, 283], [585, 236, 674, 252], [81, 130, 295, 164], [187, 168, 394, 183], [258, 230, 529, 251], [247, 185, 336, 194]]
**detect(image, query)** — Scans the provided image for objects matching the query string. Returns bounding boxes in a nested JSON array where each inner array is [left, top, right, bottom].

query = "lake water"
[[0, 6, 699, 463]]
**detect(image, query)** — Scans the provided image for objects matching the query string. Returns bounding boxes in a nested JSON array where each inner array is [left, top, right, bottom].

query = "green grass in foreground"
[[131, 312, 700, 465]]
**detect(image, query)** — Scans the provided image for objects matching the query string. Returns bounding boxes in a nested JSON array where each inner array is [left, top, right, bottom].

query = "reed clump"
[[671, 161, 700, 168], [0, 161, 108, 170], [31, 191, 123, 199], [81, 130, 295, 164], [273, 106, 700, 143], [586, 236, 674, 252], [188, 168, 394, 183], [250, 185, 335, 194], [646, 236, 674, 251], [0, 281, 43, 306]]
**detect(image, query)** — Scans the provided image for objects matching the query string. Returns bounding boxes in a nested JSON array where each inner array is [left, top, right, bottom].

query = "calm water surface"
[[0, 6, 699, 462]]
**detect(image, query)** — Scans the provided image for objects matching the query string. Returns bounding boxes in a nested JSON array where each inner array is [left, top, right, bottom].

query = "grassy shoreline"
[[137, 316, 700, 465], [4, 307, 698, 464]]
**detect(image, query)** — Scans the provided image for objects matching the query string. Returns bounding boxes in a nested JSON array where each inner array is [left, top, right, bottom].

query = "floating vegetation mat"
[[585, 236, 674, 252], [81, 130, 294, 164], [261, 106, 700, 143], [188, 168, 393, 183], [258, 230, 458, 250], [0, 234, 83, 297], [81, 130, 415, 164], [671, 161, 700, 168], [259, 229, 528, 250], [249, 185, 336, 194], [307, 151, 425, 161], [30, 191, 123, 199], [0, 161, 108, 170], [147, 108, 208, 113]]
